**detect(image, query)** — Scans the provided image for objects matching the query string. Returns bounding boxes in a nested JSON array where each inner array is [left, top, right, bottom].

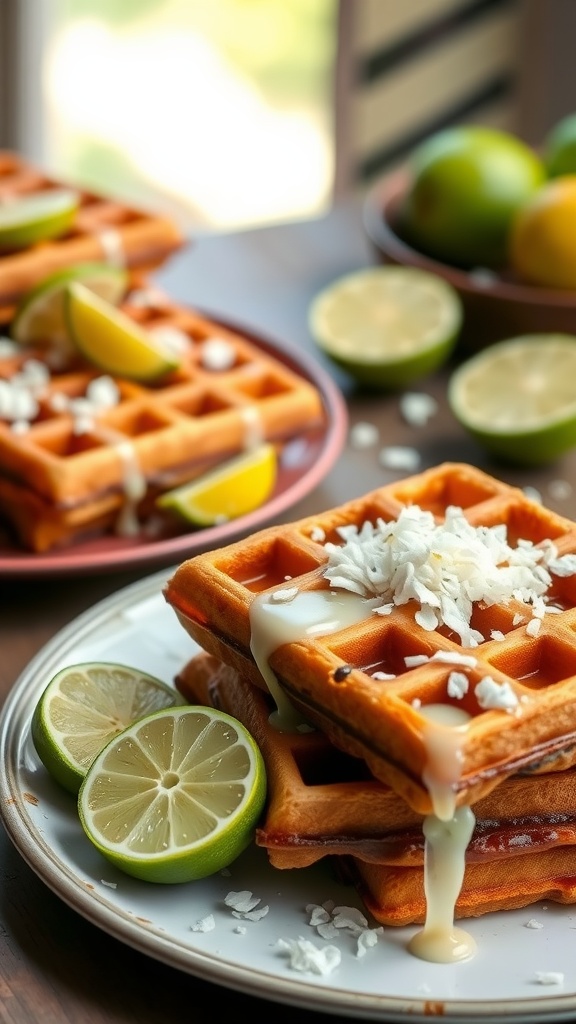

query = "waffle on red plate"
[[165, 462, 576, 818], [0, 150, 183, 309], [0, 292, 324, 551]]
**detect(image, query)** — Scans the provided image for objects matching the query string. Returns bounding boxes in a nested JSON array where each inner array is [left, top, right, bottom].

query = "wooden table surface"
[[1, 199, 576, 1024]]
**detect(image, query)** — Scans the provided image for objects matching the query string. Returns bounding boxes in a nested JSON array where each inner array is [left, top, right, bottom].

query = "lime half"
[[11, 263, 128, 349], [65, 281, 181, 380], [448, 334, 576, 465], [157, 443, 277, 526], [0, 188, 79, 251], [78, 705, 267, 883], [309, 266, 462, 389], [31, 662, 181, 794]]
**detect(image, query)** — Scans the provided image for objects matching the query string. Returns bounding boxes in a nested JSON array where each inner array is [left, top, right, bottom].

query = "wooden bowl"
[[362, 170, 576, 354]]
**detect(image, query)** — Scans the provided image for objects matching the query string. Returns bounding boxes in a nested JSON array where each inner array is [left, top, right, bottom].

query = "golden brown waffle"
[[0, 151, 184, 307], [348, 849, 576, 926], [177, 651, 576, 925], [0, 292, 324, 551], [165, 462, 576, 817]]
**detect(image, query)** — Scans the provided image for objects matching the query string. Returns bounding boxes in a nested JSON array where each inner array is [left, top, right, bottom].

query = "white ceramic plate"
[[2, 571, 576, 1023]]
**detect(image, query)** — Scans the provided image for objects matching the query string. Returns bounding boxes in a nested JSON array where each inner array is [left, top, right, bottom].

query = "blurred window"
[[37, 0, 337, 231]]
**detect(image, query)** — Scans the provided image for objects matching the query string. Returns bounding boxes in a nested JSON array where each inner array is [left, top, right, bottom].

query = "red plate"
[[0, 314, 347, 578]]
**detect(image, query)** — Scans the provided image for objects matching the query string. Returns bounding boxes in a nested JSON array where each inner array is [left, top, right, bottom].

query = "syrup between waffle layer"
[[0, 151, 183, 308], [165, 462, 576, 817], [0, 292, 324, 551], [178, 651, 576, 926]]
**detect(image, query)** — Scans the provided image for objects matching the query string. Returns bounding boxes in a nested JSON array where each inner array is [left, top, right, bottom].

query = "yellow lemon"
[[509, 176, 576, 289], [157, 443, 277, 526], [65, 282, 181, 380]]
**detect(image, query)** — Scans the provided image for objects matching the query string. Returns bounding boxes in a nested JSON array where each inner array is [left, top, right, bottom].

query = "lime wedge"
[[157, 443, 277, 526], [0, 188, 79, 251], [65, 281, 181, 380], [309, 266, 462, 389], [11, 263, 128, 349], [448, 334, 576, 465], [78, 705, 267, 883], [31, 662, 182, 795]]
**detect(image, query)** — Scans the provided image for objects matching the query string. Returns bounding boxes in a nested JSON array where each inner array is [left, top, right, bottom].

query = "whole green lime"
[[543, 112, 576, 177], [400, 125, 545, 269]]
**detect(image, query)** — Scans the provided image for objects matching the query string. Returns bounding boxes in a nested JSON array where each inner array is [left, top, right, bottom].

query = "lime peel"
[[309, 266, 462, 389], [0, 188, 80, 251], [448, 334, 576, 465], [31, 662, 182, 795], [78, 705, 267, 883], [10, 263, 128, 349]]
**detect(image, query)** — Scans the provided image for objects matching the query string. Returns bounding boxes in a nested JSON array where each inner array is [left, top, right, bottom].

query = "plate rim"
[[0, 311, 348, 578], [3, 573, 576, 1022]]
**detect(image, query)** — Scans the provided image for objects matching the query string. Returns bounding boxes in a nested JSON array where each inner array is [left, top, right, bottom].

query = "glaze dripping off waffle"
[[177, 651, 576, 926], [165, 462, 576, 817], [0, 293, 324, 551], [0, 151, 183, 309]]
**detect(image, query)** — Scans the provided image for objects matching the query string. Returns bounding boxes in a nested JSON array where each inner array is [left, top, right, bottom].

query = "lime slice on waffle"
[[11, 263, 128, 348], [157, 443, 278, 526], [448, 334, 576, 465], [65, 281, 181, 380], [31, 662, 182, 795], [309, 265, 462, 389], [0, 188, 79, 251], [78, 705, 267, 883]]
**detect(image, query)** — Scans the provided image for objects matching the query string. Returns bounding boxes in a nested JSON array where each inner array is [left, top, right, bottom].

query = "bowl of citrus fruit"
[[363, 118, 576, 353]]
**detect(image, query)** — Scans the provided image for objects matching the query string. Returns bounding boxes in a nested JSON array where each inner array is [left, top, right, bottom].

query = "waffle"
[[164, 462, 576, 817], [0, 151, 184, 308], [177, 651, 576, 925], [0, 291, 325, 551]]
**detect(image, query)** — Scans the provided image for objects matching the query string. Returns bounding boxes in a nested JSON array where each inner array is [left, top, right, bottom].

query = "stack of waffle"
[[165, 463, 576, 926]]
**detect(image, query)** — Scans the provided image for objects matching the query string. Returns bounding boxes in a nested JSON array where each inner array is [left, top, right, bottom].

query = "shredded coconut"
[[447, 671, 469, 699], [191, 914, 216, 932], [399, 392, 438, 427], [490, 629, 505, 641], [526, 617, 542, 637], [100, 879, 117, 889], [309, 525, 326, 543], [304, 902, 383, 959], [525, 919, 544, 929], [200, 336, 237, 371], [322, 504, 576, 648], [534, 971, 564, 985], [548, 479, 572, 501], [270, 587, 299, 603], [378, 445, 421, 471], [349, 421, 379, 449], [475, 675, 519, 711], [224, 890, 269, 921], [277, 937, 341, 975], [523, 486, 543, 504]]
